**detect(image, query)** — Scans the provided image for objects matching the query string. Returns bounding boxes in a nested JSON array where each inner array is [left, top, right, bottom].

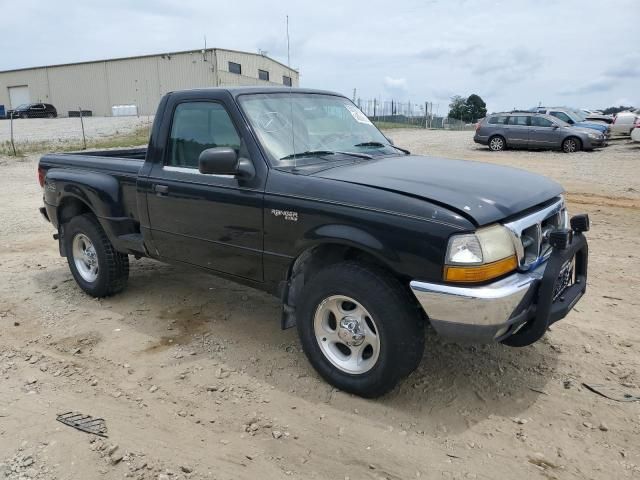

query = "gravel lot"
[[0, 128, 638, 479], [0, 116, 152, 146]]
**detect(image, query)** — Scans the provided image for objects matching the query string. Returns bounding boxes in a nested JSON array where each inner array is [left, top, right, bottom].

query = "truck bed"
[[39, 148, 147, 237], [39, 148, 147, 175]]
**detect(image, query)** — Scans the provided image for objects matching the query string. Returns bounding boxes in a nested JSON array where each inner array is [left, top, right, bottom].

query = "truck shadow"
[[33, 259, 559, 436]]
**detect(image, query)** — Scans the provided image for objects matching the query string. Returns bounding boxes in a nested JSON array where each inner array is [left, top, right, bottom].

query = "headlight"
[[444, 225, 517, 283], [587, 132, 600, 139]]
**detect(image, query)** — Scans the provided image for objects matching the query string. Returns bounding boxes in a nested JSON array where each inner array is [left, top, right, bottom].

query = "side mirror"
[[198, 147, 256, 179], [198, 147, 238, 175], [552, 124, 559, 129]]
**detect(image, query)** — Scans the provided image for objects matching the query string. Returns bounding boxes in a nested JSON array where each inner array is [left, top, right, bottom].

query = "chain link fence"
[[354, 98, 475, 130], [0, 110, 153, 157]]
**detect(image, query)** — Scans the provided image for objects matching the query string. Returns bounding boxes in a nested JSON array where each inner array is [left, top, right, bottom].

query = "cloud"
[[561, 78, 614, 95], [383, 77, 408, 96], [2, 0, 639, 112], [415, 43, 477, 60], [605, 54, 640, 78], [471, 47, 543, 82]]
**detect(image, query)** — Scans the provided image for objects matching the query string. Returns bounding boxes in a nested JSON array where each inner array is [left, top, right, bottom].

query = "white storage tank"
[[111, 104, 138, 117]]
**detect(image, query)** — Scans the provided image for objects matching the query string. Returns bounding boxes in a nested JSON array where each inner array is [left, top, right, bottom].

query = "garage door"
[[8, 85, 30, 108]]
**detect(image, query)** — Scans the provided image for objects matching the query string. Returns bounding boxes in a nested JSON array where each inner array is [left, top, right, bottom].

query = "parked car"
[[7, 103, 57, 119], [474, 112, 606, 152], [631, 118, 640, 142], [610, 111, 639, 136], [37, 87, 590, 397], [579, 109, 613, 124], [535, 108, 610, 136]]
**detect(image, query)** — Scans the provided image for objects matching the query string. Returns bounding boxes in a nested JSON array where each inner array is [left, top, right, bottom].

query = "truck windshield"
[[237, 92, 396, 166]]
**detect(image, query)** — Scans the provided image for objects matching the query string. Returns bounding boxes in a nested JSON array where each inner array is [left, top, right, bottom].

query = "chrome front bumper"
[[410, 264, 546, 343]]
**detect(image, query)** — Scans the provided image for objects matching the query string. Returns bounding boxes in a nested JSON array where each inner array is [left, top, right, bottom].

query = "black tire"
[[64, 214, 129, 297], [47, 113, 55, 119], [20, 113, 28, 119], [562, 137, 581, 153], [488, 135, 506, 151], [296, 262, 425, 398]]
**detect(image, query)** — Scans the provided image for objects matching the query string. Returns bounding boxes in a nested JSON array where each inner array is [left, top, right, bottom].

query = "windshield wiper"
[[279, 150, 335, 160], [354, 141, 411, 155], [280, 150, 372, 161]]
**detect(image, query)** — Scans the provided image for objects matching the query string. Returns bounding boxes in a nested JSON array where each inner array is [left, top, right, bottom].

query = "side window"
[[228, 62, 242, 75], [489, 115, 507, 124], [532, 116, 553, 127], [551, 111, 571, 123], [508, 116, 529, 126], [167, 102, 241, 169]]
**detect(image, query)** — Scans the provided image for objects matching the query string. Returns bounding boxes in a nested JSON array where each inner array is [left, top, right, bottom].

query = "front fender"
[[296, 223, 400, 266]]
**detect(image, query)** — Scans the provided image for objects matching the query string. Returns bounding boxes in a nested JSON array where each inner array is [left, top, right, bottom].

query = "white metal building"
[[0, 48, 299, 117]]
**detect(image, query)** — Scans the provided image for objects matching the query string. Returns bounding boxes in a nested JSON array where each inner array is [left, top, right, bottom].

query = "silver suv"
[[474, 112, 606, 153]]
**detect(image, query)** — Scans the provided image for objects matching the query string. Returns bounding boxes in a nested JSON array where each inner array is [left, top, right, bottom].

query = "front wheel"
[[297, 262, 425, 398], [64, 214, 129, 297], [562, 137, 581, 153]]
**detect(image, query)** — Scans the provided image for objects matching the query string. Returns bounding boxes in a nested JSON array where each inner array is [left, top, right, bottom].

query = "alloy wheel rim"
[[564, 140, 576, 152], [313, 295, 380, 374], [490, 138, 503, 150], [72, 233, 99, 282]]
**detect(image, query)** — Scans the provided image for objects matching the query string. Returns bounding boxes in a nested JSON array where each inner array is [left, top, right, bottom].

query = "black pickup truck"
[[38, 87, 589, 397]]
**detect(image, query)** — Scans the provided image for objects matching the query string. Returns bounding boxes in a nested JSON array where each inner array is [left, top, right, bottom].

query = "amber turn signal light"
[[444, 255, 518, 283]]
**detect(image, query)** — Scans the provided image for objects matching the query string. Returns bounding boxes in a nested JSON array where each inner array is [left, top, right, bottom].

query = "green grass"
[[0, 126, 151, 157]]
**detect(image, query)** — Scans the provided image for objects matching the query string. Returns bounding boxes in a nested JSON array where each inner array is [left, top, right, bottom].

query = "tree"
[[448, 95, 467, 121], [465, 94, 487, 122], [602, 105, 634, 115], [448, 94, 488, 122]]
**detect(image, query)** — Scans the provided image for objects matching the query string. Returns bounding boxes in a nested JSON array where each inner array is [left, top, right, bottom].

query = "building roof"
[[0, 47, 298, 75]]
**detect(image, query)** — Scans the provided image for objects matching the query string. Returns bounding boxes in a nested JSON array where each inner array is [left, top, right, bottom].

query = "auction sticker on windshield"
[[345, 104, 373, 125]]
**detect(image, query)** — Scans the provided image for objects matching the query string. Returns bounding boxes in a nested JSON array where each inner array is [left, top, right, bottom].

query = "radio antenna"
[[286, 15, 296, 170]]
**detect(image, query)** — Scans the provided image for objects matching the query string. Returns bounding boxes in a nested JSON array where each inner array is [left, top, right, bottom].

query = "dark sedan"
[[7, 103, 57, 119]]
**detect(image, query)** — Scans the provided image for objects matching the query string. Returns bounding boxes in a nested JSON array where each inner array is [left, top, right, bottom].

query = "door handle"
[[154, 184, 169, 195]]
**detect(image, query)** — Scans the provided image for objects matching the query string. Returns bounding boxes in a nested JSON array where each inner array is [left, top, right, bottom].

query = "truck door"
[[145, 98, 264, 281], [504, 115, 530, 147]]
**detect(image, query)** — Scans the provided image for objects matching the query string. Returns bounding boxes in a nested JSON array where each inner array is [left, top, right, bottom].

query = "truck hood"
[[312, 155, 564, 226]]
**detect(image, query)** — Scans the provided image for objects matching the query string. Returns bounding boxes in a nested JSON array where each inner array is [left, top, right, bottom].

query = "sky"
[[1, 0, 638, 113]]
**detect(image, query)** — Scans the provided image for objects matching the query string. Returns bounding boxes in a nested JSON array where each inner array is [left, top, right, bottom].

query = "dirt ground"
[[0, 130, 639, 480]]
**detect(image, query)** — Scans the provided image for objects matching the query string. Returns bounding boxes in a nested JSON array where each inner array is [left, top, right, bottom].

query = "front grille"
[[504, 198, 567, 271]]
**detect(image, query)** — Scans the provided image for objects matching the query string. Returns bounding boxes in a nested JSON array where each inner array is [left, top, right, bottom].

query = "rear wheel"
[[562, 137, 581, 153], [489, 135, 505, 151], [297, 262, 425, 398], [64, 214, 129, 297], [47, 113, 55, 119]]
